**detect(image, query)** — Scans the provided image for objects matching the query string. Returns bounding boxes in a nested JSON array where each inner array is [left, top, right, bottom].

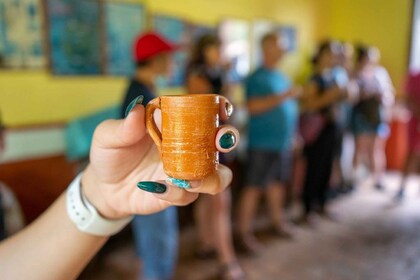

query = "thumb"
[[93, 105, 147, 149]]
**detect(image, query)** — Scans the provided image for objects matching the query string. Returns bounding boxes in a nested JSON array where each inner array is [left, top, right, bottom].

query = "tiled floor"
[[82, 173, 420, 280]]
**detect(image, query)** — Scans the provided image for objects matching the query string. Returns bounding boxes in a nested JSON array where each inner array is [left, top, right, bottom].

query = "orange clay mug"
[[146, 94, 239, 180]]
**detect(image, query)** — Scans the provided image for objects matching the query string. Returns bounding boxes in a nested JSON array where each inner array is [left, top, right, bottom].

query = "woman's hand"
[[81, 102, 235, 220]]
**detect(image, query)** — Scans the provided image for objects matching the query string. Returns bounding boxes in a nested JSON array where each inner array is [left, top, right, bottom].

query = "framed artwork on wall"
[[277, 25, 297, 53], [218, 18, 251, 83], [0, 0, 45, 68], [104, 2, 146, 76], [46, 0, 101, 75], [152, 14, 190, 87]]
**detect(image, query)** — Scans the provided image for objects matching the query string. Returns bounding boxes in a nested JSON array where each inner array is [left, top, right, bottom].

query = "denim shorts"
[[245, 149, 292, 188]]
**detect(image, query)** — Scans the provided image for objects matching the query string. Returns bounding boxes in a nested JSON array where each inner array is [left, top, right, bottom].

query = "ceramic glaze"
[[146, 94, 228, 180]]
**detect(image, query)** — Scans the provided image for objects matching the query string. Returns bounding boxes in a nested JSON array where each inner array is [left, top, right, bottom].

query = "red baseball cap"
[[133, 32, 179, 62]]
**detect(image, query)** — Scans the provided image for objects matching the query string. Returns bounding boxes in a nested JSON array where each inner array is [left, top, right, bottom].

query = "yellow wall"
[[322, 0, 412, 95], [0, 0, 319, 127]]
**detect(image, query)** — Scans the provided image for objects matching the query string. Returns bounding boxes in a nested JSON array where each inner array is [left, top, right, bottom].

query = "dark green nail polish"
[[125, 95, 144, 117], [220, 131, 236, 149], [137, 181, 166, 194]]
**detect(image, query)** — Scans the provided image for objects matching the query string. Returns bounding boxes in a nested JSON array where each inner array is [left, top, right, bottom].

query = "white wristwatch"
[[66, 174, 133, 236]]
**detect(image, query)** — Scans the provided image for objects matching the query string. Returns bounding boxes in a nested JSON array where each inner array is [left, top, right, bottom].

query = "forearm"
[[0, 193, 108, 280], [304, 90, 337, 112], [248, 94, 286, 115]]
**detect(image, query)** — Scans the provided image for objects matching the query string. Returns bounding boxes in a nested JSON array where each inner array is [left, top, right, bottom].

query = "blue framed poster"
[[152, 15, 190, 87], [46, 0, 101, 75], [278, 25, 297, 52], [0, 0, 45, 68], [105, 2, 146, 76]]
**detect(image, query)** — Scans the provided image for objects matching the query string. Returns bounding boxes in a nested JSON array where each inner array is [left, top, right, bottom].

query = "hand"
[[82, 103, 236, 220], [286, 86, 303, 99]]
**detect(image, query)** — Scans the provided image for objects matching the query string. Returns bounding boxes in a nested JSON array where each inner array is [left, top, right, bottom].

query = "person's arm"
[[247, 88, 300, 116], [0, 194, 107, 280], [301, 82, 343, 112], [0, 102, 236, 279]]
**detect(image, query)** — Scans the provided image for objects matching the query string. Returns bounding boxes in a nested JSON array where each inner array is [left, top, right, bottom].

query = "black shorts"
[[245, 149, 292, 188]]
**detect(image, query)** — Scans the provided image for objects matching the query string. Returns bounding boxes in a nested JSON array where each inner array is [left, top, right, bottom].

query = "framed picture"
[[104, 2, 146, 76], [277, 25, 297, 53], [152, 14, 190, 87], [218, 19, 251, 83], [46, 0, 101, 75], [0, 0, 45, 68]]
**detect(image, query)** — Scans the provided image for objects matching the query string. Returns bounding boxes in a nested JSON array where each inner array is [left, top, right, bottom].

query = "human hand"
[[286, 86, 303, 99], [82, 98, 238, 220]]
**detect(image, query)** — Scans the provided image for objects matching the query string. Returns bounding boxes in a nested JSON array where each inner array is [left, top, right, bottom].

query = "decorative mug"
[[146, 94, 238, 180]]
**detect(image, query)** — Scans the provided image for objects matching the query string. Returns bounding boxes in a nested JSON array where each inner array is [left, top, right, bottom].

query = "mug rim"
[[161, 93, 219, 98]]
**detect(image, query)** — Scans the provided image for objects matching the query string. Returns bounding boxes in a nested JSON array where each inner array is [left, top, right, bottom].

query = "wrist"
[[81, 166, 121, 220]]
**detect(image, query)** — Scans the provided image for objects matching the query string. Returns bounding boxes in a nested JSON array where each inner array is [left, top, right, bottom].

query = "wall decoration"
[[46, 0, 101, 75], [219, 19, 251, 83], [0, 0, 45, 68], [105, 2, 145, 76], [277, 25, 297, 53], [190, 23, 216, 41], [152, 15, 190, 87]]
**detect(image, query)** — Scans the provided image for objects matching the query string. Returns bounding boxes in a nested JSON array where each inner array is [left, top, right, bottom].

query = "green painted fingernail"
[[125, 95, 144, 117], [167, 177, 191, 189], [137, 181, 166, 194], [219, 131, 236, 149]]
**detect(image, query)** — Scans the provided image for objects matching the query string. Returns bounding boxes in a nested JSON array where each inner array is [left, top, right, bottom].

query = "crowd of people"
[[117, 30, 402, 280], [2, 29, 419, 280]]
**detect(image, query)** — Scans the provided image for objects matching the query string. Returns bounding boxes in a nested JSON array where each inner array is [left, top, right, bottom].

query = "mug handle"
[[218, 95, 234, 120], [146, 97, 162, 153]]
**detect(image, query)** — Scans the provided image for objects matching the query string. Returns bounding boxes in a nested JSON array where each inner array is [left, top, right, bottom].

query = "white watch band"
[[66, 174, 133, 236]]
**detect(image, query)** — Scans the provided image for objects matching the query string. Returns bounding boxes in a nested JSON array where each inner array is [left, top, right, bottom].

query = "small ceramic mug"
[[146, 94, 238, 180]]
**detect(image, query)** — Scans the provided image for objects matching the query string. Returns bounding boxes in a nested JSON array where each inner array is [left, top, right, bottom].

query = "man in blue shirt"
[[237, 32, 300, 254]]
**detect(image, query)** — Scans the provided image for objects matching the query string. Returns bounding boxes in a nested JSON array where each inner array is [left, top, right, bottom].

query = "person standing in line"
[[237, 32, 300, 254], [394, 71, 420, 201], [351, 45, 394, 191], [185, 34, 244, 280], [298, 41, 346, 224], [120, 32, 179, 280], [330, 42, 354, 195]]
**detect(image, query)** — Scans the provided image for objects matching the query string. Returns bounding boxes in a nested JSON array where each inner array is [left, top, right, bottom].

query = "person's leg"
[[373, 135, 387, 189], [265, 183, 285, 227], [265, 150, 293, 235], [210, 190, 244, 279], [299, 145, 319, 222], [237, 186, 261, 236], [194, 195, 214, 256], [236, 150, 268, 253], [395, 153, 418, 200], [314, 124, 337, 215], [352, 134, 368, 182], [132, 207, 179, 280]]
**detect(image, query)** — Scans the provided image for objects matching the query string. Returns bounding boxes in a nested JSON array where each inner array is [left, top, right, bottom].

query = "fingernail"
[[125, 95, 144, 117], [219, 131, 236, 149], [167, 177, 191, 189], [137, 181, 166, 194]]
